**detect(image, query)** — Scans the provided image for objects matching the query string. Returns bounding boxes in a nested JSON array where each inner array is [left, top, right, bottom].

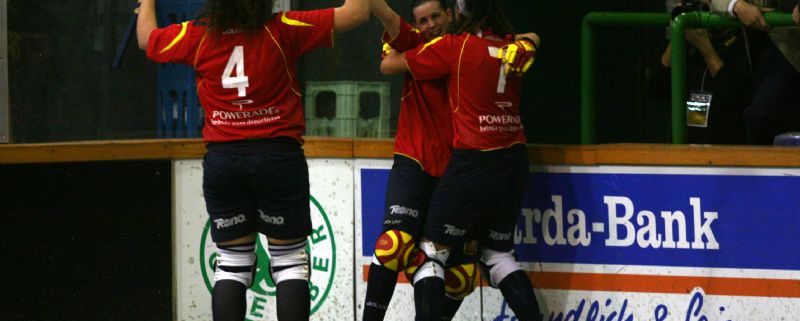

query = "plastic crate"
[[304, 81, 391, 138], [155, 0, 204, 138]]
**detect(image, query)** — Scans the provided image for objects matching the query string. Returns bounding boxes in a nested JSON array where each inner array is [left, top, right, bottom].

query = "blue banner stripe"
[[360, 168, 800, 271]]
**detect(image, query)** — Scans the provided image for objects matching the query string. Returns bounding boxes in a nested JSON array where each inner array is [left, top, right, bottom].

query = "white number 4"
[[488, 47, 508, 94], [222, 46, 250, 97]]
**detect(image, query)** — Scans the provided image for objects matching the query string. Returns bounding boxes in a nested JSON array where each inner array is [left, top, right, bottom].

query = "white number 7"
[[222, 46, 250, 97], [487, 47, 508, 94]]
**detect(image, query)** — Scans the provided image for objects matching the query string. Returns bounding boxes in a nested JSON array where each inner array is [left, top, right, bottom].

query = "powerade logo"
[[200, 196, 336, 319]]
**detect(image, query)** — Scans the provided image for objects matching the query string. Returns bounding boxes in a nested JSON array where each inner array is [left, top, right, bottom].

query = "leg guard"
[[412, 241, 450, 284], [498, 270, 542, 321], [268, 239, 309, 285], [213, 280, 247, 321], [413, 241, 450, 321], [214, 242, 257, 287], [444, 263, 479, 300], [480, 248, 522, 288], [372, 229, 417, 272], [362, 262, 400, 321]]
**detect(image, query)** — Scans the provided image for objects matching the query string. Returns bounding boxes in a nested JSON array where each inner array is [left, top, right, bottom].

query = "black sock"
[[413, 277, 445, 321], [498, 270, 542, 321], [441, 296, 464, 321], [363, 263, 400, 321], [212, 280, 247, 321], [276, 279, 310, 321]]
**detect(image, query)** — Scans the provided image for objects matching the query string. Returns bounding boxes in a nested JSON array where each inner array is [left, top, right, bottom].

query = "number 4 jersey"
[[405, 31, 527, 151], [146, 9, 334, 143]]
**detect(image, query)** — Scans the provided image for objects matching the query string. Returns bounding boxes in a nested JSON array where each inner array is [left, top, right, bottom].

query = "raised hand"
[[497, 38, 537, 76]]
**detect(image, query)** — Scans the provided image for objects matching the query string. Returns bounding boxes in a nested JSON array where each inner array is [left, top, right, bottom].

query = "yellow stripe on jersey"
[[264, 25, 302, 97], [454, 34, 471, 114], [193, 34, 207, 68], [159, 22, 189, 54], [281, 13, 314, 27], [417, 36, 444, 54]]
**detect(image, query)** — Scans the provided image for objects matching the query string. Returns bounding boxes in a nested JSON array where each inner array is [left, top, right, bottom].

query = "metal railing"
[[581, 11, 795, 144]]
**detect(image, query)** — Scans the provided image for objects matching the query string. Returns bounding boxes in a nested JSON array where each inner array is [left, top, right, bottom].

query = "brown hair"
[[452, 0, 514, 38], [201, 0, 275, 34]]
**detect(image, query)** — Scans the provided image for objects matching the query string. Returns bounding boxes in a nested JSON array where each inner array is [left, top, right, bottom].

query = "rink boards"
[[175, 158, 800, 321]]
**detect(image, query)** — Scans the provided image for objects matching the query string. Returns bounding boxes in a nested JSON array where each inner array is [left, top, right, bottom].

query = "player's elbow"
[[334, 4, 370, 32], [379, 61, 392, 75], [380, 60, 401, 75], [136, 26, 154, 51], [346, 9, 370, 29]]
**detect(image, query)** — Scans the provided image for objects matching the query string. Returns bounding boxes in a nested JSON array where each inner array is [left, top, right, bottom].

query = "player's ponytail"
[[452, 0, 514, 38], [201, 0, 275, 34]]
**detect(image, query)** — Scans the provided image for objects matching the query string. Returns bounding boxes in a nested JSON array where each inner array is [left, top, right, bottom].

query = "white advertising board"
[[174, 159, 354, 321], [176, 158, 800, 321]]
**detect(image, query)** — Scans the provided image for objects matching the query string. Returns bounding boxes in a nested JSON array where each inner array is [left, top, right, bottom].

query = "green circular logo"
[[200, 196, 336, 318]]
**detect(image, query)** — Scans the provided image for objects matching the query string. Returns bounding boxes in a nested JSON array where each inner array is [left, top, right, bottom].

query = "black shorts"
[[425, 144, 529, 252], [381, 154, 439, 236], [203, 138, 311, 243], [381, 154, 478, 265]]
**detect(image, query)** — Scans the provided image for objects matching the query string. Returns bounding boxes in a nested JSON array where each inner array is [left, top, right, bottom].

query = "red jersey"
[[383, 20, 453, 177], [147, 9, 335, 143], [405, 31, 527, 151]]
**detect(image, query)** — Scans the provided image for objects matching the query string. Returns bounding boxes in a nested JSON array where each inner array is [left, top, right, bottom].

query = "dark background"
[[7, 0, 671, 144], [0, 161, 172, 320], [2, 0, 670, 320]]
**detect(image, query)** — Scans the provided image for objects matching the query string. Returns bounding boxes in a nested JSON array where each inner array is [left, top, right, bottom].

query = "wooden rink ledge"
[[1, 137, 799, 167]]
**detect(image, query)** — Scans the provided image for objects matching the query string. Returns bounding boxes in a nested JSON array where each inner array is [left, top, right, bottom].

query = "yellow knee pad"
[[444, 263, 480, 299], [373, 229, 417, 272]]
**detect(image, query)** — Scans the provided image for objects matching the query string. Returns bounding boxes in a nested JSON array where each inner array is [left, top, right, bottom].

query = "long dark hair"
[[201, 0, 275, 34], [452, 0, 514, 38]]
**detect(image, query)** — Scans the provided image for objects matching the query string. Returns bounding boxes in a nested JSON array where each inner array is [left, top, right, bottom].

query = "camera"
[[671, 0, 710, 19]]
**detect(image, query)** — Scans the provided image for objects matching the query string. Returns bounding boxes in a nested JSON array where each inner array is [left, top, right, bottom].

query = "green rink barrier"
[[670, 12, 794, 144], [582, 11, 794, 144]]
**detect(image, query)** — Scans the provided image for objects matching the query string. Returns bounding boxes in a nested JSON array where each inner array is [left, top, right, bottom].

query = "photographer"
[[662, 0, 752, 144], [708, 0, 800, 144]]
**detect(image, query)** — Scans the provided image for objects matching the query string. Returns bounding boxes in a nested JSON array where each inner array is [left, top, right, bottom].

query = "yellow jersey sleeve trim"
[[281, 12, 314, 27], [418, 36, 444, 55], [264, 26, 302, 97], [159, 22, 189, 54]]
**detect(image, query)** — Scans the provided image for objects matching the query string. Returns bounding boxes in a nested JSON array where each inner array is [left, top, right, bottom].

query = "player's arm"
[[334, 0, 371, 32], [380, 50, 410, 75], [136, 0, 157, 50], [499, 32, 540, 76], [371, 0, 401, 40], [515, 32, 541, 48]]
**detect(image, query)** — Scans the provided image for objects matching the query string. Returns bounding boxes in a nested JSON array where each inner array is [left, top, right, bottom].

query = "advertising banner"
[[176, 157, 800, 321], [174, 159, 355, 321], [356, 163, 800, 321]]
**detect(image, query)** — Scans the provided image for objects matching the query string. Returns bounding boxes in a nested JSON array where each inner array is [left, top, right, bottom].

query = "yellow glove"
[[497, 38, 536, 76], [381, 43, 394, 59]]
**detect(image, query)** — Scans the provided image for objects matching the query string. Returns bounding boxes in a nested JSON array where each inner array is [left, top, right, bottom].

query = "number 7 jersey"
[[405, 31, 527, 151], [146, 9, 335, 143]]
